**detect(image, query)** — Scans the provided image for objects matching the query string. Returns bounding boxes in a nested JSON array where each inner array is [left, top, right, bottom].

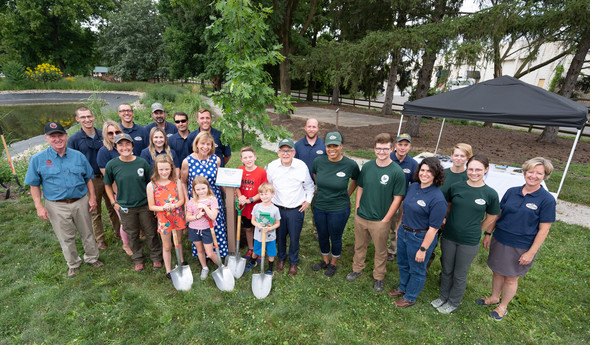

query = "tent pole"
[[397, 115, 403, 138], [556, 128, 582, 198], [434, 118, 445, 155]]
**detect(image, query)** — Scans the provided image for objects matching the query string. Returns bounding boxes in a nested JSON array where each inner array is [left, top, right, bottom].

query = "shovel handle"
[[207, 217, 219, 249], [172, 226, 181, 249], [259, 229, 266, 272]]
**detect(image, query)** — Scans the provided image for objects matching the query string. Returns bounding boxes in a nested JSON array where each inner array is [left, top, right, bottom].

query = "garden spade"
[[252, 229, 272, 299], [169, 226, 193, 291], [227, 200, 246, 278], [0, 125, 25, 197], [207, 217, 235, 291]]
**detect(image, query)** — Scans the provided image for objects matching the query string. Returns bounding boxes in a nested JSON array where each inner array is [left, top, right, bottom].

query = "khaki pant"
[[352, 215, 391, 280], [91, 177, 120, 242], [387, 205, 403, 256], [119, 204, 162, 265], [45, 195, 100, 268]]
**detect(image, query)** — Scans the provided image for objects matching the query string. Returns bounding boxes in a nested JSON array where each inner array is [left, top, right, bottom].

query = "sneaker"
[[200, 267, 209, 280], [489, 309, 507, 321], [437, 302, 458, 314], [387, 253, 396, 262], [67, 267, 79, 278], [346, 270, 362, 282], [244, 261, 258, 273], [374, 279, 384, 292], [87, 260, 104, 269], [312, 261, 328, 271], [324, 264, 337, 277], [165, 272, 171, 280], [244, 249, 253, 261], [134, 263, 144, 272], [153, 262, 163, 270], [265, 269, 273, 276], [431, 297, 446, 309], [96, 241, 107, 250]]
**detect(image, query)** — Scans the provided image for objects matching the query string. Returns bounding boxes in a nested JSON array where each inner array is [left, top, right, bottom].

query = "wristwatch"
[[419, 246, 426, 252], [484, 231, 492, 236], [249, 197, 254, 203]]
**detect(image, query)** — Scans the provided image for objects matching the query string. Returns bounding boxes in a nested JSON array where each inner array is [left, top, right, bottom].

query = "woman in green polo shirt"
[[431, 154, 500, 314], [311, 132, 360, 277]]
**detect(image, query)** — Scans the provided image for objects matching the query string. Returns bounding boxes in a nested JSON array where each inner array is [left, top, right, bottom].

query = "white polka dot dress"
[[187, 154, 228, 257]]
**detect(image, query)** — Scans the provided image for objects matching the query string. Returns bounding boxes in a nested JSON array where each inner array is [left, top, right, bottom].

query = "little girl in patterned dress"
[[147, 154, 187, 280], [185, 176, 220, 280]]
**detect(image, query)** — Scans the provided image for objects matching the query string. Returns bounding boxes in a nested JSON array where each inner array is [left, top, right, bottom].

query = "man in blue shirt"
[[25, 122, 104, 278], [388, 133, 418, 261], [168, 111, 191, 163], [294, 118, 325, 177], [144, 102, 178, 138], [117, 103, 148, 156], [67, 107, 119, 250], [187, 108, 231, 167]]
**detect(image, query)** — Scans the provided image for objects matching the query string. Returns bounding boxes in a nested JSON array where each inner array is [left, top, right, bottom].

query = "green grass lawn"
[[1, 159, 589, 343]]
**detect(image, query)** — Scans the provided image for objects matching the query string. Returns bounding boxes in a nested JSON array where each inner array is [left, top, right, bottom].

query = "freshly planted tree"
[[210, 0, 293, 145]]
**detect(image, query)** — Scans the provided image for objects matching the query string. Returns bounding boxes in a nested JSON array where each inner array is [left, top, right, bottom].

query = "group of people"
[[25, 106, 556, 321]]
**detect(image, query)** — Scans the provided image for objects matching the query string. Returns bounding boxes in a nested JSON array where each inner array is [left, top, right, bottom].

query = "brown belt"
[[402, 224, 428, 233], [54, 198, 81, 204]]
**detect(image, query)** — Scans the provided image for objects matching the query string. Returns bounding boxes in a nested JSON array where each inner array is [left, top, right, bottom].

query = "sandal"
[[489, 307, 507, 321], [134, 263, 144, 272], [475, 297, 500, 306], [153, 262, 163, 270]]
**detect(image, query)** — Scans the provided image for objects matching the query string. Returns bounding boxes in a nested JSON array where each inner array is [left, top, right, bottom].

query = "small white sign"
[[216, 168, 243, 187]]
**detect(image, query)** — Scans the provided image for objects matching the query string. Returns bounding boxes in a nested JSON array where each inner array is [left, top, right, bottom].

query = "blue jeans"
[[396, 227, 437, 303], [313, 207, 350, 257], [277, 208, 305, 265]]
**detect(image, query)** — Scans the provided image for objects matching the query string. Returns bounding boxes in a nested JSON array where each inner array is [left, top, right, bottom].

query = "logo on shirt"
[[417, 200, 426, 207], [137, 168, 145, 177], [526, 203, 538, 210], [134, 136, 143, 141], [403, 168, 411, 174], [46, 160, 52, 164], [316, 150, 324, 155], [475, 198, 486, 205], [380, 175, 390, 185], [167, 134, 173, 137], [336, 172, 346, 177]]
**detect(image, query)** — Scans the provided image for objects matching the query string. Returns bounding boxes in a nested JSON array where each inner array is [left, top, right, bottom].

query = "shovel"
[[227, 200, 246, 278], [207, 217, 235, 292], [252, 229, 272, 299], [169, 227, 193, 291], [0, 125, 25, 198]]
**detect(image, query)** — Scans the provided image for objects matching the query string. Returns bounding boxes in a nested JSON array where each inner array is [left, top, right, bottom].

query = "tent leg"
[[434, 118, 445, 155], [556, 129, 582, 199], [397, 115, 404, 138]]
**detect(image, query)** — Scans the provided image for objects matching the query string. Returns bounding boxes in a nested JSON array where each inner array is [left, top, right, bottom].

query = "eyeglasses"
[[118, 109, 133, 113], [278, 149, 294, 154], [374, 148, 391, 152], [175, 119, 187, 124], [107, 131, 122, 136], [78, 116, 93, 120]]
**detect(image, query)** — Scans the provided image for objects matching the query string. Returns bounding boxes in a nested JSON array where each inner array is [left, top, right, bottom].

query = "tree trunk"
[[382, 52, 399, 116], [538, 29, 590, 143], [306, 77, 315, 101], [406, 49, 437, 137], [331, 85, 340, 105], [484, 35, 504, 128]]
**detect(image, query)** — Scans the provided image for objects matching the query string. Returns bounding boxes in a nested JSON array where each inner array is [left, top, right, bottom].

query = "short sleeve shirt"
[[144, 121, 178, 138], [440, 168, 468, 196], [187, 127, 231, 167], [312, 155, 360, 212], [139, 148, 180, 168], [186, 197, 219, 230], [391, 152, 418, 187], [356, 160, 406, 221], [104, 157, 152, 208], [493, 185, 556, 249], [238, 166, 268, 219], [120, 123, 148, 156], [401, 183, 447, 231], [252, 203, 281, 242], [294, 137, 326, 177], [67, 128, 103, 175], [443, 181, 501, 245], [97, 146, 120, 169]]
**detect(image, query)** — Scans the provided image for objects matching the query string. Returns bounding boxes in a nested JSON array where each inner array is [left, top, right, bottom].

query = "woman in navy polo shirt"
[[478, 157, 556, 321], [389, 157, 447, 308]]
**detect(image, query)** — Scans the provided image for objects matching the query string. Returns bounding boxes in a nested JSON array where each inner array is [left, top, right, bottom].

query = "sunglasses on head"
[[175, 119, 187, 124]]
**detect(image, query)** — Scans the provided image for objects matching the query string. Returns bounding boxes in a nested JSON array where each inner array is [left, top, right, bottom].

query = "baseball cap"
[[396, 133, 412, 143], [114, 133, 133, 144], [325, 132, 342, 146], [44, 122, 66, 135], [151, 102, 165, 113], [278, 138, 295, 149]]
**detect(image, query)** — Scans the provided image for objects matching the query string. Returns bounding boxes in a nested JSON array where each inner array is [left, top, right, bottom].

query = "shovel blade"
[[212, 266, 235, 291], [252, 273, 272, 299], [227, 256, 247, 279], [170, 264, 194, 291]]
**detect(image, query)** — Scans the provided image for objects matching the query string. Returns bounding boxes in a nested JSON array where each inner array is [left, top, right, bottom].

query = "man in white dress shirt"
[[267, 138, 315, 276]]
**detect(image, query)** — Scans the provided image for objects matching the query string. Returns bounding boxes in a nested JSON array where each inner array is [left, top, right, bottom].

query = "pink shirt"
[[186, 197, 218, 230]]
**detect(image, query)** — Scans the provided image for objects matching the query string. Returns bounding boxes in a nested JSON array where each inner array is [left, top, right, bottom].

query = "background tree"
[[99, 0, 167, 81], [210, 0, 293, 145]]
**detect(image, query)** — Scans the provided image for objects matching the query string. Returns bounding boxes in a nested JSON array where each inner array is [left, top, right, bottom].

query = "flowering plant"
[[25, 63, 63, 82]]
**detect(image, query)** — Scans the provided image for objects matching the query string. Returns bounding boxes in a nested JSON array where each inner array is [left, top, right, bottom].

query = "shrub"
[[25, 63, 63, 83], [145, 84, 186, 103], [2, 61, 27, 82]]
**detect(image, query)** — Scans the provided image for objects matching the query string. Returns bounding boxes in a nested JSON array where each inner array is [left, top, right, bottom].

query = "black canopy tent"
[[400, 75, 589, 198]]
